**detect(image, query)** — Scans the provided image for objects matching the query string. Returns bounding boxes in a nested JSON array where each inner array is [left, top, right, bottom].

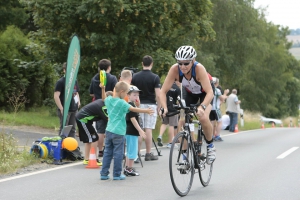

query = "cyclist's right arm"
[[159, 64, 178, 116]]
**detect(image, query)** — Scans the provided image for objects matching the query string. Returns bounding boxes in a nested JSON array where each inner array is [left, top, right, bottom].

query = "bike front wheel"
[[198, 135, 213, 186], [169, 132, 195, 196]]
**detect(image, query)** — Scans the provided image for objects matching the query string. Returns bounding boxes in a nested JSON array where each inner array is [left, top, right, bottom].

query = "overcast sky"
[[254, 0, 300, 29]]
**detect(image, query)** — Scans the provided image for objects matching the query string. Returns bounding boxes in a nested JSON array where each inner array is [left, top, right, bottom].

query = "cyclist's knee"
[[198, 115, 211, 126]]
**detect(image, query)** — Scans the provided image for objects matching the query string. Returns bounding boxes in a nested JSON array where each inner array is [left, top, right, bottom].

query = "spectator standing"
[[124, 86, 146, 176], [100, 82, 154, 180], [157, 81, 181, 148], [226, 89, 241, 132], [54, 62, 80, 138], [131, 55, 161, 161], [119, 69, 140, 107], [89, 59, 118, 157], [210, 77, 229, 141]]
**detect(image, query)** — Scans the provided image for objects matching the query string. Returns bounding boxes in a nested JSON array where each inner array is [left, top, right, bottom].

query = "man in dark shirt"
[[54, 62, 80, 138], [131, 55, 161, 161], [89, 59, 118, 157]]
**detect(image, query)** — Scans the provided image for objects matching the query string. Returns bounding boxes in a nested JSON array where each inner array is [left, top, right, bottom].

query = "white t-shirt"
[[221, 115, 230, 130]]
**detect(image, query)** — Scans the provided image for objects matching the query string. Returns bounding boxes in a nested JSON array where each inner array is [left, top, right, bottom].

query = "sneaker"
[[177, 160, 189, 174], [97, 159, 102, 166], [98, 151, 103, 157], [124, 167, 140, 176], [157, 137, 163, 147], [145, 152, 158, 161], [113, 174, 126, 180], [206, 144, 216, 165], [134, 157, 140, 163], [100, 175, 110, 180], [167, 143, 172, 148], [83, 159, 89, 165], [214, 136, 224, 142]]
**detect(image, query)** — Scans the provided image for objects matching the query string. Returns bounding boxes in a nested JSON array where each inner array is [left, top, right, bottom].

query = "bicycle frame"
[[168, 97, 214, 196], [174, 98, 203, 169]]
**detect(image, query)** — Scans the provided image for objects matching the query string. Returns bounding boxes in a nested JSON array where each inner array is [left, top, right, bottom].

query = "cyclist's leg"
[[198, 94, 215, 164], [197, 93, 213, 142], [209, 110, 217, 138]]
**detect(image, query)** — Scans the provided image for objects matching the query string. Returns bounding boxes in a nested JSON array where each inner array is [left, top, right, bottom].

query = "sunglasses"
[[177, 61, 191, 66]]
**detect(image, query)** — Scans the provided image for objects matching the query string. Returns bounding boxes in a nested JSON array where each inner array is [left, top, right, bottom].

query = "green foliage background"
[[0, 0, 300, 118]]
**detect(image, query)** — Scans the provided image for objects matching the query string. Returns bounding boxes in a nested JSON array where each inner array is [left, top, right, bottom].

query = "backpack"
[[63, 147, 84, 161]]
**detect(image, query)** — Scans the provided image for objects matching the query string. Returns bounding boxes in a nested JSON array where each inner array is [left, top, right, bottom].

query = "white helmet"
[[175, 46, 197, 60]]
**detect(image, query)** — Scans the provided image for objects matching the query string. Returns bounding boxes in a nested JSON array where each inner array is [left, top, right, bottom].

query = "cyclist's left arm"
[[195, 63, 214, 107]]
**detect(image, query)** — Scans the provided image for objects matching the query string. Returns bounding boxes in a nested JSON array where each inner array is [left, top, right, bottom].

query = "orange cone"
[[86, 147, 100, 169], [272, 122, 275, 128], [234, 125, 239, 133], [261, 123, 265, 129]]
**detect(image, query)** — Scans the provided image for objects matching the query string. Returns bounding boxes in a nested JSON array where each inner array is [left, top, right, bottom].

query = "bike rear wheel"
[[169, 132, 195, 196], [198, 135, 213, 186]]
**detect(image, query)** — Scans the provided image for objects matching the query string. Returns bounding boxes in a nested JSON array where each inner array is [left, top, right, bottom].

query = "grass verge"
[[0, 108, 58, 130], [0, 131, 41, 175]]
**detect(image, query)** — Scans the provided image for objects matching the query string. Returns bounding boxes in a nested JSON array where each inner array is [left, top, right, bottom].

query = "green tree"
[[0, 0, 28, 31], [200, 0, 300, 118], [0, 26, 55, 108], [25, 0, 215, 105]]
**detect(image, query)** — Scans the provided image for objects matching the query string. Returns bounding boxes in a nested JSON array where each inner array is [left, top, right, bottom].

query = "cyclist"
[[159, 46, 216, 164]]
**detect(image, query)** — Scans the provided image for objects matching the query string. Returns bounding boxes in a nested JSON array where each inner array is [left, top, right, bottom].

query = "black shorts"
[[96, 119, 107, 134], [183, 82, 215, 107], [185, 92, 213, 107], [209, 110, 221, 121], [76, 119, 99, 143]]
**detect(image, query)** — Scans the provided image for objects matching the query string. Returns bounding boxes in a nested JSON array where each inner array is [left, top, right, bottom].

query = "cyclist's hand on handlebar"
[[196, 106, 205, 118]]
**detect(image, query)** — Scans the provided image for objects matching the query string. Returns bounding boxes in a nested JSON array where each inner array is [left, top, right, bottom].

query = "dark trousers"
[[229, 112, 238, 132]]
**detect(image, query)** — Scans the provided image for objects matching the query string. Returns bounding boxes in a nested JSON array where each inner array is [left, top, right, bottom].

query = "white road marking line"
[[276, 147, 299, 159], [222, 133, 238, 137], [0, 162, 82, 183], [0, 148, 150, 183]]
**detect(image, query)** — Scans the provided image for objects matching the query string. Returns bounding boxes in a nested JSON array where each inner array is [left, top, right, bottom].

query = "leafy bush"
[[43, 98, 57, 117]]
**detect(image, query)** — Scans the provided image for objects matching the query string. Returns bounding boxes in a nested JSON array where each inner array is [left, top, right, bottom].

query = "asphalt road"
[[1, 128, 300, 200]]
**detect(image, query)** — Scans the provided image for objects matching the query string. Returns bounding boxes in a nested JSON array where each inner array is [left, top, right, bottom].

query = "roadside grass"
[[0, 131, 41, 175], [0, 107, 59, 130]]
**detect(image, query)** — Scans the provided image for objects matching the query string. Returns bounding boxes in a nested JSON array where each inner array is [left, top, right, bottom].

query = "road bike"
[[163, 97, 213, 196]]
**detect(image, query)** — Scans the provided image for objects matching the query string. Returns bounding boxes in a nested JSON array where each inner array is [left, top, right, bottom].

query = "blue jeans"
[[229, 112, 238, 132], [100, 131, 125, 177]]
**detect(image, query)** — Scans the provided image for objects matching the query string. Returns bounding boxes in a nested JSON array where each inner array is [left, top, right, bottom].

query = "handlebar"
[[161, 96, 200, 117]]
